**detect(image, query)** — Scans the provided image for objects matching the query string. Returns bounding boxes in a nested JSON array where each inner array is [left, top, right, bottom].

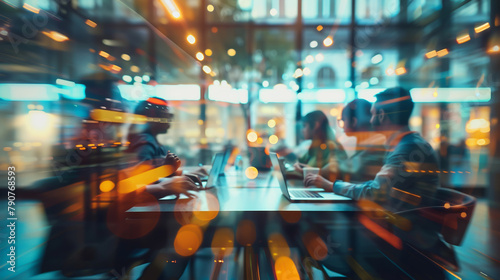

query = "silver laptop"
[[269, 152, 351, 202]]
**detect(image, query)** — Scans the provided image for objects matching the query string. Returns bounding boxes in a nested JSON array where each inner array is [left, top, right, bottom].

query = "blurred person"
[[305, 88, 439, 213], [337, 99, 386, 182], [126, 97, 206, 198], [304, 88, 452, 276], [293, 110, 347, 180]]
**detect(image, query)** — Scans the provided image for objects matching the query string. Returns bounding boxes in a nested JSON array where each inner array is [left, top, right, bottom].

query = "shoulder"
[[128, 133, 157, 150]]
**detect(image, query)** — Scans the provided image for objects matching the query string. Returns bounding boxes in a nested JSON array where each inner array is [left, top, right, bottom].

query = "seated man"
[[306, 87, 439, 214], [336, 98, 386, 182], [305, 88, 452, 276], [126, 97, 206, 198]]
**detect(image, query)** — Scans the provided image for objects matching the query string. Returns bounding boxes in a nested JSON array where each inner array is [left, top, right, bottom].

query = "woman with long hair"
[[294, 110, 347, 181]]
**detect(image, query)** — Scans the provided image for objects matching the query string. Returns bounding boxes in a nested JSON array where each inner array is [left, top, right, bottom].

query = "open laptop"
[[269, 152, 351, 202], [218, 146, 233, 175], [160, 153, 222, 200], [202, 152, 223, 188]]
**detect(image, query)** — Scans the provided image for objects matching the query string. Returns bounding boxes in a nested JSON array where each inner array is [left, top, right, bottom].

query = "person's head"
[[339, 99, 372, 136], [134, 97, 173, 135], [302, 110, 332, 141], [370, 87, 414, 130]]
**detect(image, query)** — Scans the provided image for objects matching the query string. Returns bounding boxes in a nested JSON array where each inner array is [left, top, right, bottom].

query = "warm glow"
[[386, 67, 395, 76], [456, 34, 470, 44], [174, 224, 203, 256], [323, 36, 334, 47], [99, 51, 110, 58], [466, 118, 490, 133], [91, 109, 147, 124], [245, 167, 259, 179], [192, 192, 220, 222], [359, 215, 402, 250], [187, 35, 196, 44], [211, 228, 234, 257], [395, 67, 406, 75], [425, 50, 437, 59], [268, 119, 276, 128], [202, 65, 212, 74], [99, 180, 115, 192], [316, 25, 323, 31], [474, 22, 490, 33], [247, 131, 258, 142], [121, 54, 131, 61], [269, 135, 279, 145], [110, 65, 121, 73], [159, 0, 182, 19], [42, 31, 69, 42], [23, 3, 40, 13], [268, 233, 290, 260], [275, 257, 300, 280], [207, 4, 214, 12], [85, 19, 97, 28], [117, 164, 176, 194], [28, 111, 50, 132], [330, 108, 339, 117], [205, 49, 213, 56], [437, 48, 449, 57], [302, 231, 328, 260], [461, 212, 467, 218], [488, 45, 500, 54], [196, 52, 204, 61], [227, 49, 236, 56]]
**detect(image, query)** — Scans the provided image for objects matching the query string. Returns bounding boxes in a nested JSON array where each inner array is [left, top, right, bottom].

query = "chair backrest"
[[418, 188, 476, 246]]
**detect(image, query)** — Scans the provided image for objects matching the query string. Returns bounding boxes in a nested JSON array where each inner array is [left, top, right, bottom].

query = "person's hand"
[[293, 162, 309, 174], [184, 173, 203, 187], [146, 176, 198, 199], [304, 174, 334, 192], [164, 152, 181, 171]]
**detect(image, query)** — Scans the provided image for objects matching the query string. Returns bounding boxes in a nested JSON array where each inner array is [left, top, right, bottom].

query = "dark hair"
[[341, 99, 372, 130], [303, 110, 335, 141], [374, 87, 414, 126]]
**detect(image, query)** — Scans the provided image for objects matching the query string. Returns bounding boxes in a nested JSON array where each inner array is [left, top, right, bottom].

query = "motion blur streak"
[[359, 215, 403, 250]]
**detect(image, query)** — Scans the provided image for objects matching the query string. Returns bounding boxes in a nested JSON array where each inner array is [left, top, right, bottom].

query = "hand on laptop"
[[164, 152, 181, 171], [304, 174, 333, 192], [146, 176, 198, 199]]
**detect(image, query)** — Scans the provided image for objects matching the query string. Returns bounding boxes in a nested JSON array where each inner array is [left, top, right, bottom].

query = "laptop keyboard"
[[290, 190, 323, 198]]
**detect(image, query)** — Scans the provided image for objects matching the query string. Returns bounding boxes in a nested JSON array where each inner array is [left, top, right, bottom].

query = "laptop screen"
[[218, 147, 233, 175], [269, 153, 291, 200], [206, 153, 223, 187]]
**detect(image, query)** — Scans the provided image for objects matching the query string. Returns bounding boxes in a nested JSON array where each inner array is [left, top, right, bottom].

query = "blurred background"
[[0, 0, 498, 194], [0, 0, 499, 279]]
